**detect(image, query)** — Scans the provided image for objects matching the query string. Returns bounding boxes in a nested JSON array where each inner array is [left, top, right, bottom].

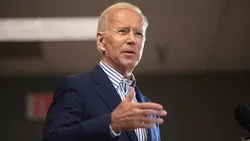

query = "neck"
[[101, 59, 133, 80]]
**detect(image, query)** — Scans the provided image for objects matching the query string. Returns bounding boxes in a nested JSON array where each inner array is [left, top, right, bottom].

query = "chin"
[[119, 57, 139, 68], [123, 61, 137, 70]]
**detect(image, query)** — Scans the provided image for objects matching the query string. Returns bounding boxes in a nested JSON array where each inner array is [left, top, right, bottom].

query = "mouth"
[[122, 50, 136, 54]]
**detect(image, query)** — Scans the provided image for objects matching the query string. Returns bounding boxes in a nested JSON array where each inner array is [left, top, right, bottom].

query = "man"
[[43, 2, 167, 141]]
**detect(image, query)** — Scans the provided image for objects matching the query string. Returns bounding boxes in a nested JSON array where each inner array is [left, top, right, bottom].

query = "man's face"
[[98, 8, 146, 75]]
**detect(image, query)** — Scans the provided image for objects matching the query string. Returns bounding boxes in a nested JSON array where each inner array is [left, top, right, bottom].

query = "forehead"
[[108, 8, 143, 29]]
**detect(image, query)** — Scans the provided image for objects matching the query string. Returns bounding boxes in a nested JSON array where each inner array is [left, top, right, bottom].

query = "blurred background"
[[0, 0, 250, 141]]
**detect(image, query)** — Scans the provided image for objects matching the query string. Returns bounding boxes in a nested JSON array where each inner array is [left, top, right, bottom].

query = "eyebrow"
[[117, 26, 143, 31]]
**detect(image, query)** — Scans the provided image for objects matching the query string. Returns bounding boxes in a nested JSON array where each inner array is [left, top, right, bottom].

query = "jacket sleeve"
[[43, 78, 115, 141]]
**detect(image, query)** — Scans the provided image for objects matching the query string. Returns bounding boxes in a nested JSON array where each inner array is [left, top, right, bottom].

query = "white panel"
[[0, 17, 98, 41]]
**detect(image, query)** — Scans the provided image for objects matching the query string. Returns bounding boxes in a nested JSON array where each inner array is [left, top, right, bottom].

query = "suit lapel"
[[91, 65, 121, 111], [91, 65, 138, 141]]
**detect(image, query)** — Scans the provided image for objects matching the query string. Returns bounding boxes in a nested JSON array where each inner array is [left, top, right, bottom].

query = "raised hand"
[[110, 87, 167, 132]]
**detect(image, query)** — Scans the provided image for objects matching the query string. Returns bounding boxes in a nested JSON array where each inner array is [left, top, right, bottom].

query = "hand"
[[111, 87, 167, 132]]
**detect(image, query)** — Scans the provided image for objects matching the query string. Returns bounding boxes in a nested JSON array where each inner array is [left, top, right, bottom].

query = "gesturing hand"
[[111, 87, 167, 132]]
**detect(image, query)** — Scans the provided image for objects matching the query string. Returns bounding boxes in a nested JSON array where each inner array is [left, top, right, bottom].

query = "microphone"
[[235, 104, 250, 141]]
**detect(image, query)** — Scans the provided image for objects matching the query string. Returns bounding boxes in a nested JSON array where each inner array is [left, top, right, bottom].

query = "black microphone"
[[235, 104, 250, 141], [235, 104, 250, 131]]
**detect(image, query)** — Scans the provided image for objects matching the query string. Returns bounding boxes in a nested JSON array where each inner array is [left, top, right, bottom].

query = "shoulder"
[[54, 72, 92, 94], [66, 72, 92, 85], [62, 64, 104, 87], [51, 72, 98, 104], [54, 65, 105, 93]]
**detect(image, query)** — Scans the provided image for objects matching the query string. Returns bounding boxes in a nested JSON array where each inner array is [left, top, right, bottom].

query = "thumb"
[[125, 87, 135, 102]]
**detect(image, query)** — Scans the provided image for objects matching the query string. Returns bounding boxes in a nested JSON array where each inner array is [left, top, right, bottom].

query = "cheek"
[[110, 37, 123, 50], [105, 38, 118, 54], [111, 46, 121, 58]]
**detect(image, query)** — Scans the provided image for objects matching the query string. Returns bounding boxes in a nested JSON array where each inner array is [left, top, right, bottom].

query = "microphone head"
[[235, 104, 250, 132]]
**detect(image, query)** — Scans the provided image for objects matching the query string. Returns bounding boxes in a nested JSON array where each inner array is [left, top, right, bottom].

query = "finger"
[[125, 87, 135, 102], [139, 116, 164, 124], [134, 122, 155, 129], [135, 102, 164, 110], [140, 109, 167, 117]]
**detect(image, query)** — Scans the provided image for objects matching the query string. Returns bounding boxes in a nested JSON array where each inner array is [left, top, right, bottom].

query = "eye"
[[118, 28, 129, 34], [135, 31, 143, 37]]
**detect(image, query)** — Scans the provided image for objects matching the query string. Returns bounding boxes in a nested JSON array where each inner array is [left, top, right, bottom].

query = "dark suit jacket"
[[43, 65, 161, 141]]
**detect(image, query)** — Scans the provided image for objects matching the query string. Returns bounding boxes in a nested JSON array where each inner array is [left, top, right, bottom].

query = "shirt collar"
[[99, 60, 136, 88]]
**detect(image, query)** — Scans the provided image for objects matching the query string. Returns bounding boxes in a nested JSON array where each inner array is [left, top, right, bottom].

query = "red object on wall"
[[26, 93, 53, 120]]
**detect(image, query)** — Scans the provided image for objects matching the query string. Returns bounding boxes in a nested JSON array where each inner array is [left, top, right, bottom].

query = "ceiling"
[[0, 0, 249, 76]]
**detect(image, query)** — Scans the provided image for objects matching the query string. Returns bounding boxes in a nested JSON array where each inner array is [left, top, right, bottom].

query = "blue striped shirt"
[[99, 60, 147, 141]]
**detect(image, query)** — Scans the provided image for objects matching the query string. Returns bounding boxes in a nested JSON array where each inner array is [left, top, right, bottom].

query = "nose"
[[127, 31, 136, 45]]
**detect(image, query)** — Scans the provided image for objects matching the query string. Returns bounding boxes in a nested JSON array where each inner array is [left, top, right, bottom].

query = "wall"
[[1, 0, 250, 75]]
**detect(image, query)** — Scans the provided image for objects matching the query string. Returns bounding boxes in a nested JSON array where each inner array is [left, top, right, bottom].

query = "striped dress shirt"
[[99, 60, 147, 141]]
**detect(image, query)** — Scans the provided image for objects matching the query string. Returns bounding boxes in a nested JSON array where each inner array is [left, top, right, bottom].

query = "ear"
[[97, 32, 106, 52]]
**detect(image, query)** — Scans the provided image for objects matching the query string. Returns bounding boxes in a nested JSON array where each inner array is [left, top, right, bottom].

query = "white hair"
[[97, 2, 148, 32]]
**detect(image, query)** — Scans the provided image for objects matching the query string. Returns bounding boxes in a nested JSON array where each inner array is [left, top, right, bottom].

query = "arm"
[[43, 78, 115, 141]]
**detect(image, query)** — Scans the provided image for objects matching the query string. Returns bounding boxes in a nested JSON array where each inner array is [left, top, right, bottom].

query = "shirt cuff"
[[109, 124, 121, 137]]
